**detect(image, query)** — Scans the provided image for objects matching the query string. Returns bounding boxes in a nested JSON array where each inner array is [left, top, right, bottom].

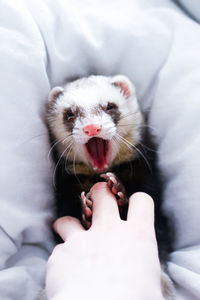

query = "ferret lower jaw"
[[66, 130, 140, 176], [66, 149, 138, 176], [67, 162, 98, 176]]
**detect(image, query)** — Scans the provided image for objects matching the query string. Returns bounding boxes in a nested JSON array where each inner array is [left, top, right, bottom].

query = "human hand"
[[46, 182, 164, 300]]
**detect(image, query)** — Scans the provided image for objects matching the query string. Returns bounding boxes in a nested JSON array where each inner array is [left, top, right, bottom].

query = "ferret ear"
[[48, 86, 64, 105], [111, 75, 134, 98]]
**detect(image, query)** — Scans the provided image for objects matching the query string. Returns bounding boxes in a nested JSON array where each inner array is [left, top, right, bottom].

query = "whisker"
[[138, 142, 157, 153], [117, 123, 138, 127], [118, 122, 158, 135], [73, 149, 77, 177], [65, 143, 74, 165], [73, 149, 82, 186], [112, 136, 121, 162], [47, 135, 72, 161], [116, 134, 132, 152], [64, 143, 74, 174], [64, 157, 69, 174], [113, 136, 133, 176], [116, 133, 152, 173], [138, 124, 158, 133], [53, 141, 74, 188], [21, 132, 47, 146], [29, 133, 47, 140], [120, 111, 140, 121]]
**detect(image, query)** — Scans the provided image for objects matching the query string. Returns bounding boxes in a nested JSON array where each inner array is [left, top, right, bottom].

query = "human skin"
[[46, 182, 164, 300]]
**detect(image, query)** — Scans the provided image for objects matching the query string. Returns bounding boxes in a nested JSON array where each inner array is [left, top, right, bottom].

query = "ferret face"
[[47, 75, 143, 174]]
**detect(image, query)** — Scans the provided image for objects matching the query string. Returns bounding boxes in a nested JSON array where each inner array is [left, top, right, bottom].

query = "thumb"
[[54, 216, 85, 241]]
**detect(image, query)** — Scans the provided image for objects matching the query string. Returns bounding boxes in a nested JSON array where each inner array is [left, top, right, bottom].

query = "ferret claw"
[[117, 192, 124, 200], [81, 191, 92, 229], [82, 214, 91, 229], [86, 198, 93, 209], [101, 173, 117, 189], [81, 191, 86, 204], [101, 172, 127, 207], [86, 192, 92, 200], [117, 192, 126, 206], [81, 191, 92, 205]]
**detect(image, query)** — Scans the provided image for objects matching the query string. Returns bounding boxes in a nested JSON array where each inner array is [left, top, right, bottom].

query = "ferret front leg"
[[81, 172, 128, 227], [101, 172, 128, 217]]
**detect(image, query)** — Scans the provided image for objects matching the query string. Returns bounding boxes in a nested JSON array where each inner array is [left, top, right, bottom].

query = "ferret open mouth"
[[84, 137, 110, 172]]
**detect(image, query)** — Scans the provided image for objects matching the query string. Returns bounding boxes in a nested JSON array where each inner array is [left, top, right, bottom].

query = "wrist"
[[48, 281, 164, 300]]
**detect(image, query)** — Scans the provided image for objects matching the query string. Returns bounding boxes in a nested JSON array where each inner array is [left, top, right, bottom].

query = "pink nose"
[[83, 124, 102, 136]]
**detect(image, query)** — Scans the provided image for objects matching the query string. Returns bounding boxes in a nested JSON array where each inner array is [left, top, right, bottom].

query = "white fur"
[[47, 75, 143, 168]]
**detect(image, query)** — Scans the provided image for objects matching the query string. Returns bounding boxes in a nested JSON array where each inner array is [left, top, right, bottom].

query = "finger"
[[53, 216, 85, 241], [127, 192, 155, 234], [90, 182, 119, 226]]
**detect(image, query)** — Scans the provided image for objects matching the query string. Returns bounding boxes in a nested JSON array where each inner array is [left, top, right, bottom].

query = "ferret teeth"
[[93, 166, 97, 171]]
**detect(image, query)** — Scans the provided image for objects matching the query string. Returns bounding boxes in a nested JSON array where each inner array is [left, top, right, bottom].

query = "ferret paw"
[[81, 191, 92, 229], [100, 172, 127, 207]]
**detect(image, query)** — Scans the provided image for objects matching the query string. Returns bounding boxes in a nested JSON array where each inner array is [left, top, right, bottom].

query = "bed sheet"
[[0, 0, 200, 299]]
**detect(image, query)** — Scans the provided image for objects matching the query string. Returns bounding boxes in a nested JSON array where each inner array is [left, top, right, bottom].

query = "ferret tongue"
[[86, 137, 106, 170]]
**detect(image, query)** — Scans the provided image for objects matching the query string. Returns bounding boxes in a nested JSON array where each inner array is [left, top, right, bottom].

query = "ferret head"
[[47, 75, 144, 174]]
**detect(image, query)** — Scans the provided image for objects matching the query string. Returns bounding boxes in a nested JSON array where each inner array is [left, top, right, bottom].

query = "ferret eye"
[[64, 109, 75, 121], [67, 112, 75, 120], [106, 102, 117, 111]]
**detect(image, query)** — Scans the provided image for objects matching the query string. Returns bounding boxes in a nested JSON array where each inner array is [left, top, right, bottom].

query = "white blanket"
[[0, 0, 200, 299]]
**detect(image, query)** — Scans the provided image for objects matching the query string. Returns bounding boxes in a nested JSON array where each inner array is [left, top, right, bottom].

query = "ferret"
[[46, 75, 174, 299]]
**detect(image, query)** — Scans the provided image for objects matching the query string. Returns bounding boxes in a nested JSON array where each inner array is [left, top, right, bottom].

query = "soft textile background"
[[0, 0, 200, 299], [175, 0, 200, 22]]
